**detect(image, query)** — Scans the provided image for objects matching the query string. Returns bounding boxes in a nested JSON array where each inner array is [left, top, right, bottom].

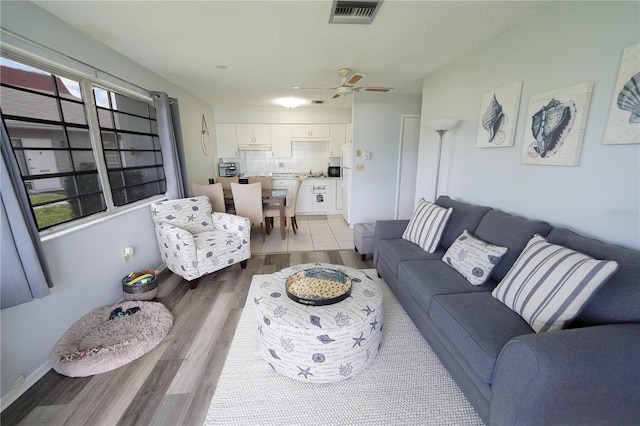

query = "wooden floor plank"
[[2, 250, 372, 426]]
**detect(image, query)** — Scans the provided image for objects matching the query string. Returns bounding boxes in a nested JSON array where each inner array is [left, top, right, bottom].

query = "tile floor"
[[250, 215, 354, 254]]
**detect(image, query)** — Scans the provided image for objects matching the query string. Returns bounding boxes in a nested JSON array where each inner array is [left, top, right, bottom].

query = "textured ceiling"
[[32, 1, 549, 109]]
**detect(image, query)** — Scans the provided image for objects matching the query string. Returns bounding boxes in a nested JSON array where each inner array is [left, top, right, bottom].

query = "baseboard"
[[1, 361, 52, 412]]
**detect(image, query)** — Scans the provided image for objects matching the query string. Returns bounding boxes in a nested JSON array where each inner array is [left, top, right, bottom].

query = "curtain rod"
[[0, 27, 152, 94]]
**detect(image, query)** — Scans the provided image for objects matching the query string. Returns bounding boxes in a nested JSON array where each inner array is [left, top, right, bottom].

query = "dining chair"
[[217, 176, 238, 190], [191, 182, 226, 213], [265, 178, 303, 235], [248, 176, 272, 189], [231, 182, 267, 242]]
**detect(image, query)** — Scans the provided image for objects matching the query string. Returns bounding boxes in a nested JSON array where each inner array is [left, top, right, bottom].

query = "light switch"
[[356, 164, 365, 171], [364, 151, 371, 160]]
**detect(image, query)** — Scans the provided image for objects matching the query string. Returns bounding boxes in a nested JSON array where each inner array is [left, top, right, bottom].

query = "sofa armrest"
[[375, 220, 409, 241], [154, 223, 198, 278], [374, 220, 409, 266], [490, 323, 640, 426]]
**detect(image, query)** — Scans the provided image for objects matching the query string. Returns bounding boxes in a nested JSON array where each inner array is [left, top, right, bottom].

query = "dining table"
[[223, 188, 288, 240]]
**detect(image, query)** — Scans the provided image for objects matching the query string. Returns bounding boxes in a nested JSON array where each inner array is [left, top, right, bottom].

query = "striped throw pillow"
[[402, 199, 453, 253], [492, 235, 619, 332]]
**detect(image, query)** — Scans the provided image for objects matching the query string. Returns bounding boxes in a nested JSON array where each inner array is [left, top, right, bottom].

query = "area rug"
[[50, 300, 173, 377], [205, 270, 483, 425]]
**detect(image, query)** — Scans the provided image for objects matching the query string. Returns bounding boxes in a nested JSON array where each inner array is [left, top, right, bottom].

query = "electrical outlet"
[[123, 246, 134, 263], [356, 164, 365, 171], [13, 374, 25, 390]]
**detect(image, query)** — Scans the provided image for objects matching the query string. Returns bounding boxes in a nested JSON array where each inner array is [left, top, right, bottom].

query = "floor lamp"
[[427, 118, 459, 201]]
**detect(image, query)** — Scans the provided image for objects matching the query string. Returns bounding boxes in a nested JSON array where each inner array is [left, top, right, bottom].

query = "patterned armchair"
[[150, 196, 251, 289]]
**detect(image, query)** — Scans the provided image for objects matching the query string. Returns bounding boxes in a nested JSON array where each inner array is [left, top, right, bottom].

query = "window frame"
[[1, 55, 167, 238]]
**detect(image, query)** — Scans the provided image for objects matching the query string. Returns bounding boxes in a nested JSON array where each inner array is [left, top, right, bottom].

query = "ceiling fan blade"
[[331, 92, 342, 99], [359, 87, 393, 93], [346, 72, 366, 86]]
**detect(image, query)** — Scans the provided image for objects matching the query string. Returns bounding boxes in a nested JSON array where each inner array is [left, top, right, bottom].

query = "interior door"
[[395, 115, 421, 219]]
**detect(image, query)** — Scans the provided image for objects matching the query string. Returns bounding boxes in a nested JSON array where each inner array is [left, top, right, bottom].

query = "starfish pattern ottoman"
[[253, 263, 384, 383]]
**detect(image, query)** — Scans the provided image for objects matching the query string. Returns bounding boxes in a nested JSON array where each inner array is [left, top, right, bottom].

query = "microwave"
[[219, 162, 238, 177]]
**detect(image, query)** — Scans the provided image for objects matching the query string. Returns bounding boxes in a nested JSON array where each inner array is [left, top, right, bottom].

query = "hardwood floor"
[[2, 250, 373, 426]]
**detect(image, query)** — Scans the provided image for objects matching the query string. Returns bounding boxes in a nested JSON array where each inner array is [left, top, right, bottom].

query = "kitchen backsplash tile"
[[241, 141, 331, 175]]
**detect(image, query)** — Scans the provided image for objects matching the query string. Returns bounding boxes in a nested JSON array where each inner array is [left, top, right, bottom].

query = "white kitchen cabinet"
[[329, 124, 346, 157], [270, 124, 291, 157], [290, 125, 330, 139], [236, 124, 271, 148], [215, 123, 239, 158], [297, 181, 314, 214]]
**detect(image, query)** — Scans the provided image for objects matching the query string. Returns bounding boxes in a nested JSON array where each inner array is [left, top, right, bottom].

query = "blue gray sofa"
[[374, 196, 640, 425]]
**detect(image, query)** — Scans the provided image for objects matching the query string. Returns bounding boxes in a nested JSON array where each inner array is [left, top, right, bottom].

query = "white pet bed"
[[50, 300, 173, 377]]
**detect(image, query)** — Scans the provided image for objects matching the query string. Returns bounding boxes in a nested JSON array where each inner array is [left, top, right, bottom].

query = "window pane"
[[0, 86, 60, 121], [93, 87, 110, 108], [56, 77, 82, 101], [5, 120, 68, 147], [67, 128, 92, 149], [113, 182, 161, 206], [111, 92, 149, 117], [101, 131, 118, 149], [120, 150, 158, 167], [97, 108, 114, 128], [0, 59, 55, 95], [71, 150, 97, 170], [108, 171, 125, 189], [120, 133, 154, 150], [114, 112, 151, 133], [61, 100, 87, 125]]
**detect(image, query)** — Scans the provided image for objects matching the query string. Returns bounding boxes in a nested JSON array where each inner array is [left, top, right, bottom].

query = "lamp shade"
[[426, 118, 459, 131]]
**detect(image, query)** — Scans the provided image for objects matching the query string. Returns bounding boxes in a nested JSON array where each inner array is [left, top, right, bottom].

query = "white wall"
[[0, 2, 216, 400], [213, 106, 351, 124], [351, 93, 423, 224], [416, 1, 640, 250]]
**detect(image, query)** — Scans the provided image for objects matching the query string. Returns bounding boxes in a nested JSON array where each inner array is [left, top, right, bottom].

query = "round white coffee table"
[[253, 263, 384, 383]]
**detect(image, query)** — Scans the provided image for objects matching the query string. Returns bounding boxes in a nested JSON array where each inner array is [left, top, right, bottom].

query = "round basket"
[[122, 269, 159, 301]]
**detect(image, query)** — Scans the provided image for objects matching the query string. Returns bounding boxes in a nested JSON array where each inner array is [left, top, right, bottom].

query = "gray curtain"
[[1, 117, 52, 309], [152, 92, 188, 199]]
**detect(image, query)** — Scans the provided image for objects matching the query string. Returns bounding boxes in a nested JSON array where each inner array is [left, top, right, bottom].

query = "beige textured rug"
[[205, 270, 483, 425]]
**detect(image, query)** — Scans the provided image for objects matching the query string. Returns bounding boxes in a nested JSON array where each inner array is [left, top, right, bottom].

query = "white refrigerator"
[[341, 142, 352, 224]]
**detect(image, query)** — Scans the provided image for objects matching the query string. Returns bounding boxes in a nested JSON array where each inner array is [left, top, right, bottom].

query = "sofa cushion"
[[474, 209, 552, 281], [430, 292, 534, 384], [545, 228, 639, 326], [435, 196, 492, 249], [402, 198, 452, 253], [443, 230, 508, 285], [377, 238, 444, 276], [492, 235, 619, 333], [397, 260, 496, 314]]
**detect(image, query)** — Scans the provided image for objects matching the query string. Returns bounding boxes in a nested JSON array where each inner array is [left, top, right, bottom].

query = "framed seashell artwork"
[[476, 81, 523, 148], [521, 82, 594, 166], [604, 44, 640, 145]]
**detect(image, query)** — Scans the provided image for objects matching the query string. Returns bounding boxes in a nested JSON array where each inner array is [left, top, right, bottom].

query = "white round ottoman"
[[253, 263, 384, 383]]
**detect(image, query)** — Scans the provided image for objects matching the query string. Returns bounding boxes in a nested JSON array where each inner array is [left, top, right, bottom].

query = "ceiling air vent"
[[329, 1, 382, 25]]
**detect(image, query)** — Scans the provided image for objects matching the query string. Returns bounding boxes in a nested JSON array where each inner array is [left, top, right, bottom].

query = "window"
[[0, 57, 166, 231]]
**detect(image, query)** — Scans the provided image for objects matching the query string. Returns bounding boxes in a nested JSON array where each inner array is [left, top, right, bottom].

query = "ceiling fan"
[[294, 68, 393, 99]]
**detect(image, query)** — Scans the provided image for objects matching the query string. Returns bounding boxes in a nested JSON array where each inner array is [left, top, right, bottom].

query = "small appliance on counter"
[[327, 166, 340, 177], [218, 162, 238, 177]]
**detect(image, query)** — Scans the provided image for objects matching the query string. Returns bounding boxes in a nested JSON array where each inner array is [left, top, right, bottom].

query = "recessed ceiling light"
[[275, 97, 307, 109]]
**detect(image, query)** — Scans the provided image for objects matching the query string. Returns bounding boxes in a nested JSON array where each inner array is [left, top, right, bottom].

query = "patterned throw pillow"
[[442, 230, 507, 285], [492, 235, 619, 333], [402, 198, 452, 253]]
